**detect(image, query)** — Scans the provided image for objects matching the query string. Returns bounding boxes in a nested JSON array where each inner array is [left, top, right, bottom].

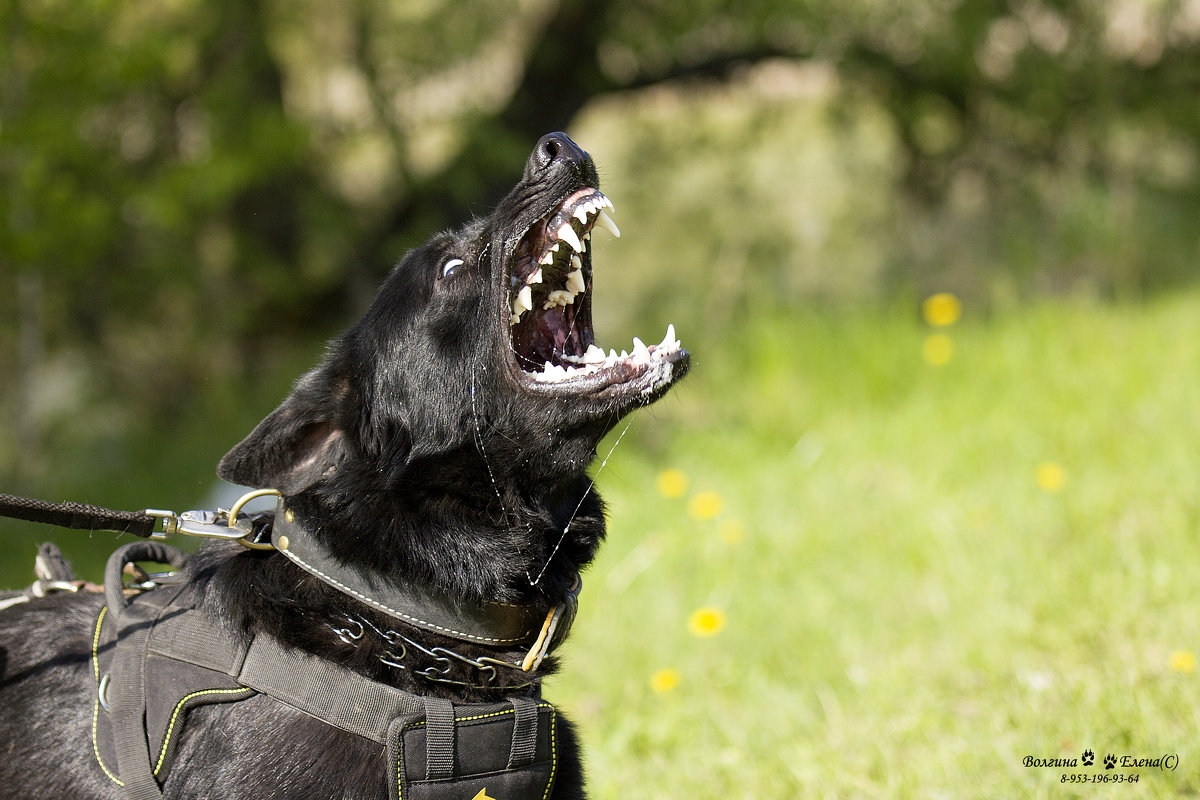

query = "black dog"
[[0, 133, 687, 799]]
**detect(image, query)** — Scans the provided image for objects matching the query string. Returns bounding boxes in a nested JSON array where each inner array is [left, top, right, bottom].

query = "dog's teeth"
[[545, 290, 574, 309], [584, 344, 606, 364], [570, 253, 583, 272], [594, 210, 621, 238], [539, 250, 555, 265], [511, 313, 521, 325], [557, 224, 584, 253], [573, 206, 591, 224], [632, 337, 651, 363], [528, 267, 543, 285], [660, 323, 676, 348], [599, 195, 614, 211], [536, 362, 570, 382], [608, 348, 619, 360], [620, 349, 629, 359], [514, 285, 533, 315], [566, 268, 586, 295]]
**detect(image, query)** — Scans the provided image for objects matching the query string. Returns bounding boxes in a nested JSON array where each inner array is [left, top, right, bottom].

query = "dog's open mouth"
[[505, 187, 686, 396]]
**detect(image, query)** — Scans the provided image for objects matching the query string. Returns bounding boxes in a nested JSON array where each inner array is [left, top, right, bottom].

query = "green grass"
[[544, 292, 1200, 798], [5, 291, 1200, 797]]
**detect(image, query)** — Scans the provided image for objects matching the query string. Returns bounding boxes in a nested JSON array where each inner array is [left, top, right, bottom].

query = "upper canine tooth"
[[557, 224, 583, 253], [593, 210, 621, 238]]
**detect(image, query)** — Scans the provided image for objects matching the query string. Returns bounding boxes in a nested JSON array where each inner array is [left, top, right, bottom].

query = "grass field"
[[544, 292, 1200, 798], [4, 291, 1199, 797]]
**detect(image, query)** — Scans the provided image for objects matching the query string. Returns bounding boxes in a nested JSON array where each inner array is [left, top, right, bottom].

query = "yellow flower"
[[719, 519, 746, 544], [688, 606, 727, 638], [1169, 650, 1195, 673], [650, 668, 681, 693], [922, 333, 954, 366], [656, 469, 688, 499], [922, 293, 962, 327], [1036, 462, 1066, 493], [687, 491, 723, 521]]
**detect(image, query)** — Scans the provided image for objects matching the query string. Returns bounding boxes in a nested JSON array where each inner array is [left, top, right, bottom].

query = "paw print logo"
[[1081, 749, 1094, 766], [1104, 753, 1117, 770]]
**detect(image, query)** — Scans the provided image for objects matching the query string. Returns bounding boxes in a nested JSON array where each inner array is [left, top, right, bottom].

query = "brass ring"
[[227, 488, 283, 525]]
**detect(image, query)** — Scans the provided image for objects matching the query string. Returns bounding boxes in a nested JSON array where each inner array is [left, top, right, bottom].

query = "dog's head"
[[218, 134, 688, 594]]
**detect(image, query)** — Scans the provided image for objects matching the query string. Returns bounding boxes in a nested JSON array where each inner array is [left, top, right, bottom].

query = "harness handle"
[[103, 542, 190, 613]]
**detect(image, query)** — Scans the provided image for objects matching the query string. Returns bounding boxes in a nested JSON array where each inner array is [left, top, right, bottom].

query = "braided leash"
[[0, 493, 157, 537]]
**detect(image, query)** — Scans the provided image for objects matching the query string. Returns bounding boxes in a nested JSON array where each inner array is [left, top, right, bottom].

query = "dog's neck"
[[285, 459, 607, 607], [205, 472, 603, 702]]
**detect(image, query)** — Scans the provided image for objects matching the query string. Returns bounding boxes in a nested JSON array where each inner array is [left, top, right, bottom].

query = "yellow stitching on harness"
[[91, 606, 106, 681], [542, 707, 557, 800], [395, 703, 556, 799], [90, 608, 124, 786], [153, 688, 255, 774]]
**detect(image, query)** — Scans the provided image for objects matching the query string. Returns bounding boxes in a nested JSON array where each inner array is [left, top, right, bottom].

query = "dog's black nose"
[[529, 132, 588, 172]]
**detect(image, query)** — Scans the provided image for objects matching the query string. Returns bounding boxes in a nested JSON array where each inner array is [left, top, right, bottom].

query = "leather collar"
[[269, 505, 580, 671]]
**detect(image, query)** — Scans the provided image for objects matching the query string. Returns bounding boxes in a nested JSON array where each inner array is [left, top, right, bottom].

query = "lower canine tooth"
[[514, 285, 533, 314], [566, 268, 586, 295]]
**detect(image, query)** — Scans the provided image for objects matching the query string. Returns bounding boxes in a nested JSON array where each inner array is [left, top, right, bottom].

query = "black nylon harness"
[[90, 541, 559, 800], [0, 491, 577, 797]]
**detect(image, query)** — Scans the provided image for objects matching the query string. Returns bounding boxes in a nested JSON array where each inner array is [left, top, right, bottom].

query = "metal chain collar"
[[328, 614, 535, 690]]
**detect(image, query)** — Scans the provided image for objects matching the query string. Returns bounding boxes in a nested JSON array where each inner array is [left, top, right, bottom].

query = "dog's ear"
[[217, 367, 350, 495]]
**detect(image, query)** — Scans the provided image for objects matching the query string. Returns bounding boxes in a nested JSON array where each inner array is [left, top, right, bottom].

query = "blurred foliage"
[[4, 0, 1200, 489]]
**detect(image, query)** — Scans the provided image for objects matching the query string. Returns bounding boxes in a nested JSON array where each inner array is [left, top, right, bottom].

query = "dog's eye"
[[441, 258, 464, 279]]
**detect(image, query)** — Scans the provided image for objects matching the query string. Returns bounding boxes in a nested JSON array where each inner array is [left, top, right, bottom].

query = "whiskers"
[[526, 418, 633, 586], [468, 350, 633, 587]]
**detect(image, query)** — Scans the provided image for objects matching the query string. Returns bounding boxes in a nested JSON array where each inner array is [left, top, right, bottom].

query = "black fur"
[[0, 133, 687, 799]]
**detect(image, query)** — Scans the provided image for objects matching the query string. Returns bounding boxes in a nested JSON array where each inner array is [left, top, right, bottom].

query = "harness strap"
[[236, 634, 424, 745], [422, 698, 456, 780], [507, 697, 539, 770], [106, 568, 188, 800]]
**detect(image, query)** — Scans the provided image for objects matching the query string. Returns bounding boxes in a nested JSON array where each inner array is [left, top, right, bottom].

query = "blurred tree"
[[4, 0, 1200, 485]]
